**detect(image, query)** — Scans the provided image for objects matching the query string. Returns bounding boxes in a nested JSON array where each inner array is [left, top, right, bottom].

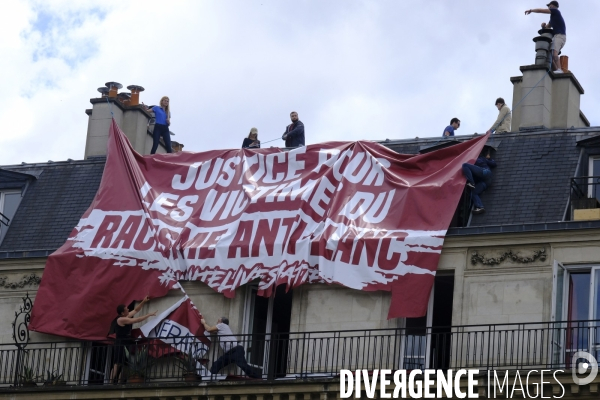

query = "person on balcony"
[[108, 297, 157, 383], [525, 1, 566, 73], [201, 317, 260, 378], [282, 111, 305, 147], [486, 98, 511, 134], [462, 149, 497, 215], [242, 128, 261, 149], [443, 118, 460, 137], [144, 96, 173, 154]]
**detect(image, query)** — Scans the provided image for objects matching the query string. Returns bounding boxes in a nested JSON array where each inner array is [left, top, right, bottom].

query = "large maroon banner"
[[30, 120, 488, 340]]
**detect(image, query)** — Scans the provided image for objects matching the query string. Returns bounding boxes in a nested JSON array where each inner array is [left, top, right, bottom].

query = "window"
[[400, 274, 455, 370], [588, 156, 600, 202], [0, 191, 22, 244], [242, 283, 293, 378], [552, 262, 600, 365]]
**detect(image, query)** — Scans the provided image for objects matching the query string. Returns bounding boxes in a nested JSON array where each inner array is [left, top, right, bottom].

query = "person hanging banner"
[[30, 119, 489, 340], [138, 295, 212, 376]]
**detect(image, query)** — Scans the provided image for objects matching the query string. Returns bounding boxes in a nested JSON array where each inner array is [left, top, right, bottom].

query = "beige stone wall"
[[0, 258, 54, 345], [2, 229, 600, 366], [289, 284, 399, 333], [443, 229, 600, 329]]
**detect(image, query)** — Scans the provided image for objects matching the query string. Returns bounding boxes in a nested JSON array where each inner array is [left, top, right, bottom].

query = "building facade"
[[2, 44, 600, 398]]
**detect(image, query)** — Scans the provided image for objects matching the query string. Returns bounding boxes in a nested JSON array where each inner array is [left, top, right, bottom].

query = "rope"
[[261, 136, 283, 144], [105, 96, 114, 117]]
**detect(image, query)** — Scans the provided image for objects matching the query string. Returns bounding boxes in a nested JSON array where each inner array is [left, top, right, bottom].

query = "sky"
[[2, 0, 599, 165]]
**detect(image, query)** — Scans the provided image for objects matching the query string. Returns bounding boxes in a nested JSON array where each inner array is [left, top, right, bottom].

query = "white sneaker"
[[554, 69, 564, 73]]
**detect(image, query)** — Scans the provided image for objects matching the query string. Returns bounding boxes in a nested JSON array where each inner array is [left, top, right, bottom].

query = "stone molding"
[[471, 248, 547, 267], [0, 274, 41, 290]]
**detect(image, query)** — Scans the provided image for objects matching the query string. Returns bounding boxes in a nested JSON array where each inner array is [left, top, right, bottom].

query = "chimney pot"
[[118, 92, 131, 106], [97, 87, 110, 97], [532, 36, 552, 66], [560, 55, 569, 73], [105, 81, 123, 98], [126, 85, 145, 106], [537, 28, 554, 39]]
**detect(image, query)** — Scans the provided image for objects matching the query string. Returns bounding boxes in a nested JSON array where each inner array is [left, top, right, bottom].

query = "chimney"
[[84, 82, 179, 158], [105, 81, 122, 98], [117, 92, 131, 106], [97, 87, 109, 98], [510, 29, 590, 131]]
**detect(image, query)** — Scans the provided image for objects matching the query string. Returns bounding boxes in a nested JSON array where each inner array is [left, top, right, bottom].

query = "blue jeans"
[[151, 124, 173, 154], [462, 164, 491, 209]]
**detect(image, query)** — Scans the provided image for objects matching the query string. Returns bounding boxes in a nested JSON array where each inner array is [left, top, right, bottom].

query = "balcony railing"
[[1, 320, 598, 388], [570, 176, 600, 217]]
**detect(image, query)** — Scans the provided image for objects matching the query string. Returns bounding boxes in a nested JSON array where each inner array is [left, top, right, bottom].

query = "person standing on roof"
[[525, 1, 566, 73], [462, 149, 497, 215], [486, 98, 511, 134], [442, 118, 460, 137], [282, 111, 305, 147], [242, 127, 261, 149], [144, 96, 173, 154]]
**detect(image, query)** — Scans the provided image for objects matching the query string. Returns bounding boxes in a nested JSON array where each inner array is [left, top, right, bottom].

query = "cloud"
[[1, 0, 599, 165]]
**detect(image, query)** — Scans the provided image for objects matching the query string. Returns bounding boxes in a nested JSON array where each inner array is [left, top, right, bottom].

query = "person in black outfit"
[[282, 111, 305, 147], [242, 128, 260, 149], [462, 149, 497, 215], [109, 297, 157, 383]]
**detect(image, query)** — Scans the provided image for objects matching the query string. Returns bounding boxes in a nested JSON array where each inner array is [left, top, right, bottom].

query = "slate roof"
[[383, 127, 600, 227], [0, 158, 105, 256], [2, 128, 600, 257]]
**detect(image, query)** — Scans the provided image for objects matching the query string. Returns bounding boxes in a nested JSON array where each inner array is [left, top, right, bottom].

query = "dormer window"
[[588, 156, 600, 203], [0, 191, 21, 244]]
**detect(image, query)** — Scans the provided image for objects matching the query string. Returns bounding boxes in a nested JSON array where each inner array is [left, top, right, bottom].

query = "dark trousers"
[[462, 163, 491, 209], [151, 123, 173, 154], [210, 345, 258, 378]]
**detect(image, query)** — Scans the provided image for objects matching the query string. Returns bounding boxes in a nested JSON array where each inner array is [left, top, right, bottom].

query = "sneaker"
[[466, 182, 475, 189], [472, 207, 485, 214], [554, 69, 564, 74]]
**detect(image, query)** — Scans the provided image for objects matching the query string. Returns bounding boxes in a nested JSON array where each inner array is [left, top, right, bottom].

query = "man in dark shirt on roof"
[[525, 1, 566, 73], [282, 111, 305, 147], [462, 150, 497, 215], [442, 118, 460, 137]]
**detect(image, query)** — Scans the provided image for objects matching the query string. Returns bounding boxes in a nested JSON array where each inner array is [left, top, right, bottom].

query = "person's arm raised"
[[128, 296, 150, 317], [201, 319, 219, 333], [118, 310, 157, 326], [525, 8, 550, 15]]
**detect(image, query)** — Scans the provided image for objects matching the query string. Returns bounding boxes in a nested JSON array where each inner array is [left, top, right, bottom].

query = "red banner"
[[30, 120, 488, 340]]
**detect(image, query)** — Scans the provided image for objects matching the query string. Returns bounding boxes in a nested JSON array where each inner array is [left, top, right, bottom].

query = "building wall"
[[2, 228, 600, 346], [443, 229, 600, 328]]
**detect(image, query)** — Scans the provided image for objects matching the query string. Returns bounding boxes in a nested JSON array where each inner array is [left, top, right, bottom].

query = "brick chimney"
[[84, 82, 181, 158], [510, 29, 590, 131]]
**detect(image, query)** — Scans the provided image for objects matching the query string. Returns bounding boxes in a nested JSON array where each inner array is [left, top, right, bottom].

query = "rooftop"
[[2, 127, 600, 258]]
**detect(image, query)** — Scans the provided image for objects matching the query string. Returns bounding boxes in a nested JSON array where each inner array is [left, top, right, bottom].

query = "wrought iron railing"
[[1, 320, 598, 388], [569, 176, 600, 220], [571, 176, 600, 199]]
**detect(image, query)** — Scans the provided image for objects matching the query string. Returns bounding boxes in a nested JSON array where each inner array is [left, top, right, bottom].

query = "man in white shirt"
[[201, 317, 259, 378]]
